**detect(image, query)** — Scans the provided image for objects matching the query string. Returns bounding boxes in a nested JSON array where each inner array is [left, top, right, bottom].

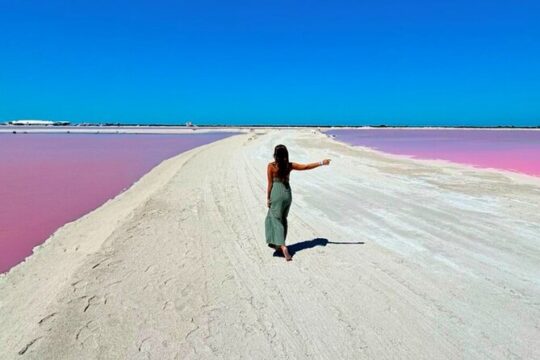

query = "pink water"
[[326, 129, 540, 177], [0, 132, 234, 273]]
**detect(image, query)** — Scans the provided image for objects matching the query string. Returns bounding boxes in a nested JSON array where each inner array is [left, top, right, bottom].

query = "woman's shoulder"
[[267, 162, 276, 172]]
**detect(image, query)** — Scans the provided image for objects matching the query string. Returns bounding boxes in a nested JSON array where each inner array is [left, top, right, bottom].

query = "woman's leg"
[[282, 192, 292, 241], [280, 245, 292, 261], [277, 188, 292, 261]]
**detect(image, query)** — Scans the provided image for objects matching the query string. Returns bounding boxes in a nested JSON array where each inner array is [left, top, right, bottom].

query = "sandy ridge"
[[1, 129, 539, 359]]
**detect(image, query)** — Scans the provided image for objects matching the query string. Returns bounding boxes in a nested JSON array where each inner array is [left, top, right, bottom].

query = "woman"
[[265, 144, 331, 261]]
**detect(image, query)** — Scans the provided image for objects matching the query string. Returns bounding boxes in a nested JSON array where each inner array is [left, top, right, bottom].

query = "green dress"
[[265, 178, 292, 246]]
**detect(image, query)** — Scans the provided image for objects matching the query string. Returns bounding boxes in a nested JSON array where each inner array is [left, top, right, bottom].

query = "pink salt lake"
[[0, 132, 234, 273], [326, 129, 540, 177]]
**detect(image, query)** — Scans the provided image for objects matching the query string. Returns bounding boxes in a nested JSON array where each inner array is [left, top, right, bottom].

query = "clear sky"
[[1, 0, 539, 126]]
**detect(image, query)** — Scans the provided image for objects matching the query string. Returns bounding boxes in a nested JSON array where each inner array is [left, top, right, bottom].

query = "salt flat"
[[1, 129, 539, 359]]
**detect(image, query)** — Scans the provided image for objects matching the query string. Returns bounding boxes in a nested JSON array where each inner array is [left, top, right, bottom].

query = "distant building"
[[8, 120, 70, 126]]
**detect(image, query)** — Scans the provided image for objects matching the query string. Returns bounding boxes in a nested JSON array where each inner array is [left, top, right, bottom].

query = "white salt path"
[[1, 130, 539, 359]]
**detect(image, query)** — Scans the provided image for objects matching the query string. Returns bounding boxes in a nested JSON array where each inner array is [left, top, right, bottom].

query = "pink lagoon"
[[326, 129, 540, 177], [0, 132, 234, 273]]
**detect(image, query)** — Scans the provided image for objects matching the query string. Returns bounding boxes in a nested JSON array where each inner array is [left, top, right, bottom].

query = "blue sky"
[[1, 0, 539, 126]]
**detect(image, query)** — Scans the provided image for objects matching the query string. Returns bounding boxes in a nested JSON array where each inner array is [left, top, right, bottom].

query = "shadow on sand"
[[272, 238, 364, 258]]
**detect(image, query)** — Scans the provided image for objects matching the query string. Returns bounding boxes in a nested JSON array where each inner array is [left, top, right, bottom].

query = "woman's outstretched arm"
[[291, 159, 331, 171]]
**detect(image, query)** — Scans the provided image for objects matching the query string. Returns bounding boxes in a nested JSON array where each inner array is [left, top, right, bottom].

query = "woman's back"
[[269, 161, 291, 182]]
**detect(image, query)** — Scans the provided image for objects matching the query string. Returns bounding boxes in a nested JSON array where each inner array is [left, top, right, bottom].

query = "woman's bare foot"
[[280, 245, 292, 261]]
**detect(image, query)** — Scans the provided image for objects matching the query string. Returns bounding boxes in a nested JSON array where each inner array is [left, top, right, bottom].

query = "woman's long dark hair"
[[273, 144, 290, 180]]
